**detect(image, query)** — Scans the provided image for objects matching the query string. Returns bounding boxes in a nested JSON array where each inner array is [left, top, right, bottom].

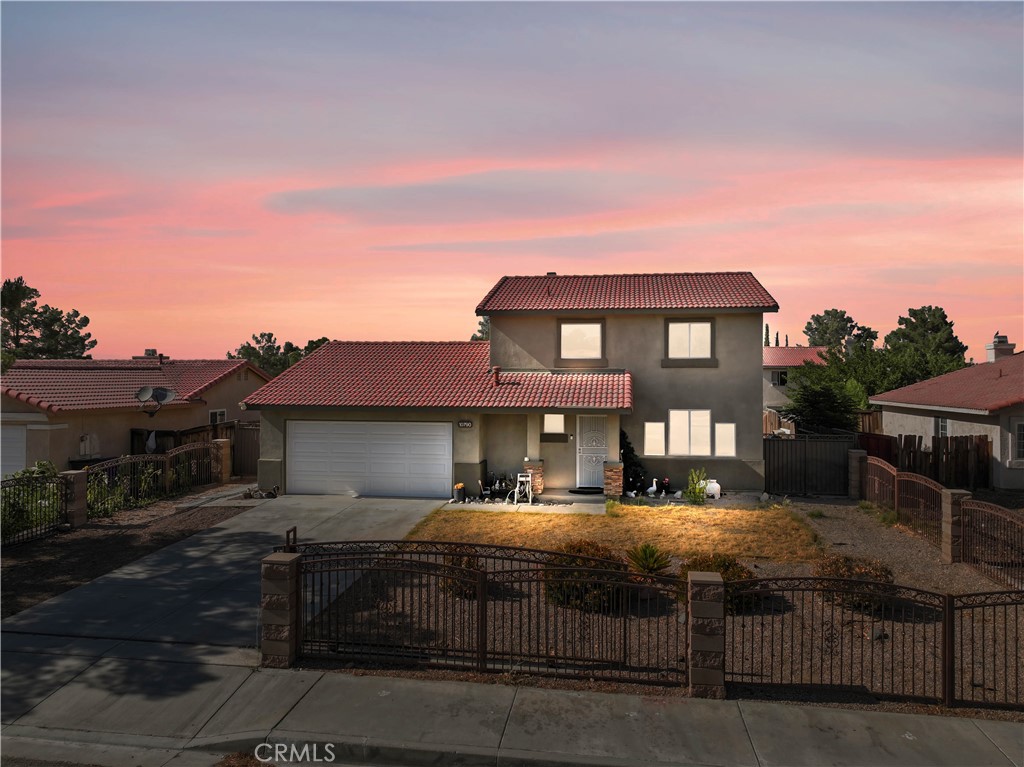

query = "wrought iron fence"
[[863, 456, 896, 509], [1, 475, 70, 546], [291, 541, 687, 685], [961, 501, 1024, 590], [166, 443, 217, 494], [952, 591, 1023, 708], [725, 577, 946, 702], [85, 443, 217, 517], [895, 472, 944, 547], [725, 577, 1023, 709]]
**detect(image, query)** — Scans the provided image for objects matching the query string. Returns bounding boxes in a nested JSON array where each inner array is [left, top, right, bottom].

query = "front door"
[[576, 415, 607, 488]]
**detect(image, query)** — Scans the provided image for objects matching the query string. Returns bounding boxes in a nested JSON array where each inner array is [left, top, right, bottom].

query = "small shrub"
[[440, 543, 484, 599], [543, 539, 628, 613], [677, 552, 756, 613], [812, 553, 896, 611], [684, 468, 708, 505], [625, 543, 673, 576], [807, 509, 825, 519], [857, 501, 874, 511]]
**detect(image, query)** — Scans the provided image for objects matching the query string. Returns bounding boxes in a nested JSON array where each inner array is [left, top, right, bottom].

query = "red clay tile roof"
[[1, 358, 268, 413], [476, 272, 778, 313], [243, 342, 633, 410], [869, 353, 1024, 414], [763, 346, 828, 368]]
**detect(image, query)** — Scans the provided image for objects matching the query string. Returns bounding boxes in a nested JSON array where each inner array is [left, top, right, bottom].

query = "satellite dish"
[[152, 387, 176, 404], [136, 386, 154, 402]]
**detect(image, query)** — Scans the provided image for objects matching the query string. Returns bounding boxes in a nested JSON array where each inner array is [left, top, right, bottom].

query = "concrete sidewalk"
[[2, 494, 1021, 767], [1, 637, 1021, 767]]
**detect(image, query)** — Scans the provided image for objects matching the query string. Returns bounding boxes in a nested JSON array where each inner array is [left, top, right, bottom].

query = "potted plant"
[[453, 482, 466, 502], [625, 543, 673, 599]]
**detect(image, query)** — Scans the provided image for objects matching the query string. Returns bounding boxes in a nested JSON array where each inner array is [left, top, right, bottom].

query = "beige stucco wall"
[[484, 414, 527, 479], [1, 373, 266, 472], [490, 311, 767, 490], [879, 405, 1023, 490]]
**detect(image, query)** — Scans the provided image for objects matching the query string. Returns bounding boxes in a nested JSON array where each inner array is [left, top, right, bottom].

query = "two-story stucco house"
[[245, 272, 778, 497]]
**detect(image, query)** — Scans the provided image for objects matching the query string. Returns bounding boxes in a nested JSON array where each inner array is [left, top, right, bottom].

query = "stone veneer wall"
[[603, 461, 623, 497]]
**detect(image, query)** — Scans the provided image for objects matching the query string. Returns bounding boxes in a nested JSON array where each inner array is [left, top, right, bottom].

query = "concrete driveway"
[[1, 495, 439, 650]]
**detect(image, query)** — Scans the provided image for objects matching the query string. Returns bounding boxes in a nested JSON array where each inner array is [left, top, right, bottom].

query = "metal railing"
[[725, 577, 1023, 709], [863, 457, 896, 509], [895, 472, 944, 547], [961, 501, 1024, 590], [953, 591, 1023, 708], [86, 443, 218, 517], [1, 475, 70, 546], [725, 577, 946, 702], [291, 541, 687, 685]]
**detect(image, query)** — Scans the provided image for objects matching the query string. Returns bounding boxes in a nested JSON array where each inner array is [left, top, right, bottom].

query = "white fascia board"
[[867, 400, 991, 416]]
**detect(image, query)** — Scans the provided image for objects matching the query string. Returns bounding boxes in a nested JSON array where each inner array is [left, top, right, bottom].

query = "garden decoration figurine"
[[647, 478, 659, 497]]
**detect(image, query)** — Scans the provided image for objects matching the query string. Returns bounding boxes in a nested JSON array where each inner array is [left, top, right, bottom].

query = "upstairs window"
[[210, 409, 227, 425], [1017, 422, 1024, 460], [771, 370, 788, 387], [559, 321, 604, 361], [667, 321, 712, 359]]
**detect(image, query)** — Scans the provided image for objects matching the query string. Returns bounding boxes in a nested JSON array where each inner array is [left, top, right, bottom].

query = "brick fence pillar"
[[213, 438, 232, 484], [848, 449, 867, 500], [687, 571, 725, 699], [523, 460, 544, 495], [603, 461, 623, 497], [261, 552, 302, 668], [60, 470, 88, 529], [941, 489, 971, 564]]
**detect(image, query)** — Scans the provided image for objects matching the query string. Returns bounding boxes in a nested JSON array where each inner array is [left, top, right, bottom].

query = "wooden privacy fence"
[[1, 474, 70, 546], [763, 434, 856, 495], [862, 456, 1023, 590], [762, 410, 797, 435], [860, 433, 991, 490], [725, 577, 1022, 709], [179, 420, 260, 477], [85, 442, 221, 517]]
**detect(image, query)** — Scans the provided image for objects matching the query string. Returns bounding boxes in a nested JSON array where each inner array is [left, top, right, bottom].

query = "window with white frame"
[[770, 370, 788, 387], [715, 423, 736, 457], [543, 414, 565, 433], [210, 409, 227, 425], [1016, 422, 1024, 461], [644, 422, 666, 456], [668, 410, 711, 456], [560, 322, 603, 360], [936, 417, 949, 438], [667, 321, 712, 359]]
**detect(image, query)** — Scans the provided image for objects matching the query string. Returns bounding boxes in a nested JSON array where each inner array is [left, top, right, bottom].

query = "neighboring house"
[[245, 272, 778, 497], [868, 334, 1023, 490], [1, 353, 270, 476], [762, 345, 828, 411]]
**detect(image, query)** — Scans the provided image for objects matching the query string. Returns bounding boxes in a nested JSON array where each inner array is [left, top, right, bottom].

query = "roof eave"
[[867, 399, 994, 416], [480, 305, 778, 316]]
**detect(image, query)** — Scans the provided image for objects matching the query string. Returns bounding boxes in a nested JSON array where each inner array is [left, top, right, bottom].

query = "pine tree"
[[774, 332, 780, 347], [764, 323, 770, 347]]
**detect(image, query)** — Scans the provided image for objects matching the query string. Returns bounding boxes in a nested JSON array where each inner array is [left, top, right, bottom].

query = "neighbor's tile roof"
[[476, 272, 779, 313], [869, 353, 1024, 414], [2, 358, 268, 413], [243, 341, 633, 410], [763, 346, 828, 368]]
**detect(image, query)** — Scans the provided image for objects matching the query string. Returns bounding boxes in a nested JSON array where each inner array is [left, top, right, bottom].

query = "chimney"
[[492, 366, 501, 386], [133, 349, 160, 360], [986, 332, 1016, 362], [546, 271, 556, 276]]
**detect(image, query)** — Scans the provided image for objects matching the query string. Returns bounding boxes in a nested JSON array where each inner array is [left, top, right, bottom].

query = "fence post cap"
[[262, 551, 302, 565], [687, 571, 724, 585]]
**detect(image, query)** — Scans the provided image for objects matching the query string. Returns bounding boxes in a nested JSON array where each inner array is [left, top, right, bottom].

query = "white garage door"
[[286, 421, 453, 497], [1, 425, 27, 478]]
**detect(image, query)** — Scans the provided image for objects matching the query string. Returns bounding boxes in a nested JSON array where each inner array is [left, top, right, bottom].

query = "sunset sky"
[[3, 2, 1022, 362]]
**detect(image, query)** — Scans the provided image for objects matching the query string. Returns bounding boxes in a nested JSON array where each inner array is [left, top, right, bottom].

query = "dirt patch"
[[1, 486, 254, 618]]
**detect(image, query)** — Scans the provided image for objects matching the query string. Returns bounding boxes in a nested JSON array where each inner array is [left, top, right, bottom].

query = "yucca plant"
[[625, 543, 673, 576]]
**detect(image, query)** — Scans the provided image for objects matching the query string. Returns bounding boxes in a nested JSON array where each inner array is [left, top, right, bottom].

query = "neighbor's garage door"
[[286, 421, 452, 497], [1, 425, 27, 478]]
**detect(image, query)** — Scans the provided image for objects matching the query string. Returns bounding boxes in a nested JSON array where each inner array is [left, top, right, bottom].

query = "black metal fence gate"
[[763, 434, 855, 495]]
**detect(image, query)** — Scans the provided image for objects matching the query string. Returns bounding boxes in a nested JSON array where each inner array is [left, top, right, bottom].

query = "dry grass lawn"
[[406, 501, 821, 562]]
